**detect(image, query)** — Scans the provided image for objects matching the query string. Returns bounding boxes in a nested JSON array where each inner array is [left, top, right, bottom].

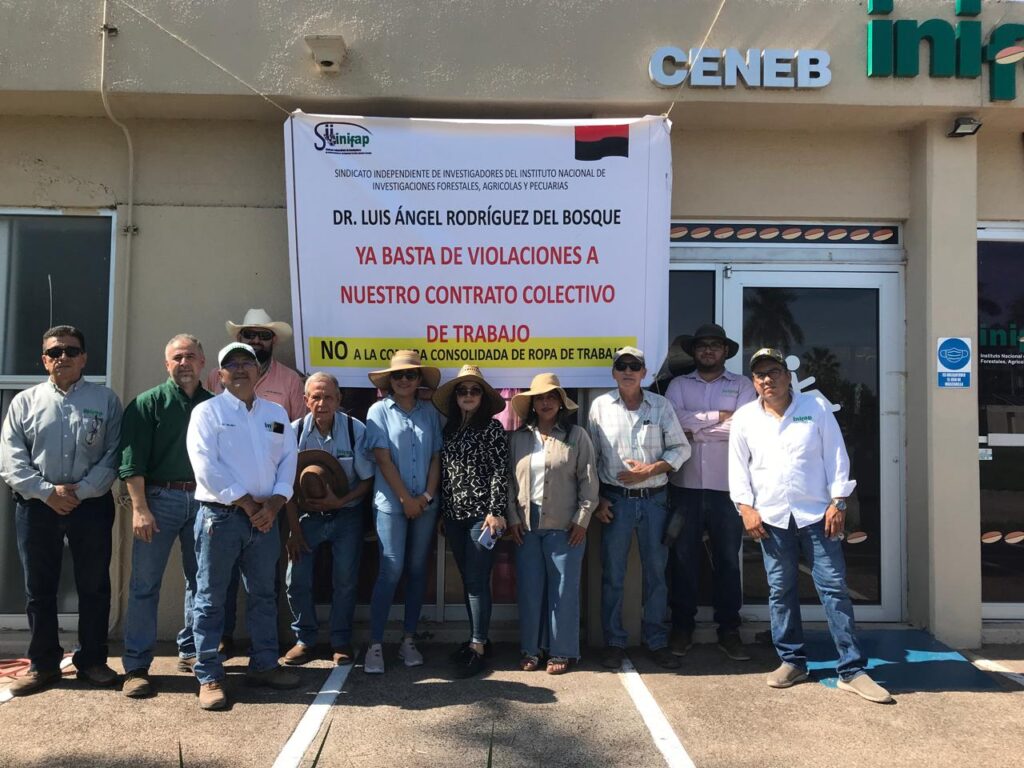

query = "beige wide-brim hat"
[[294, 449, 349, 507], [225, 308, 293, 345], [510, 372, 578, 421], [432, 365, 505, 417], [369, 349, 441, 391]]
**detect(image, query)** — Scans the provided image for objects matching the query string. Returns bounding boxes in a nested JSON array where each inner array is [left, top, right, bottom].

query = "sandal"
[[546, 656, 570, 675], [519, 653, 541, 672]]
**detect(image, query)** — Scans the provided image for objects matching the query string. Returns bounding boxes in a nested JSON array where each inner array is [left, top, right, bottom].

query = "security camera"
[[304, 35, 347, 73]]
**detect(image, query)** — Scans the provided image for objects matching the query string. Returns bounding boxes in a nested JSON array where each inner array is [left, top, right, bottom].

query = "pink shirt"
[[665, 369, 756, 492], [205, 358, 306, 421]]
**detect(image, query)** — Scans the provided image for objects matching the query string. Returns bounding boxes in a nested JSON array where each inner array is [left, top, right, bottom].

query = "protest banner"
[[284, 112, 671, 388]]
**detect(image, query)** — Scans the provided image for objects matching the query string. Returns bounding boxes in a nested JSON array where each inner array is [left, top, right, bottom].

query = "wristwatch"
[[832, 498, 847, 512], [422, 491, 433, 503]]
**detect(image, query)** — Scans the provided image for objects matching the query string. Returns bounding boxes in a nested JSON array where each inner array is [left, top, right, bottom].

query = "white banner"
[[284, 112, 672, 388]]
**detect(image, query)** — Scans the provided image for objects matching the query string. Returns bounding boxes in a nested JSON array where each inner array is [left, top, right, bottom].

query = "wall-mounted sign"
[[937, 336, 972, 389], [649, 47, 831, 89], [867, 0, 1024, 101]]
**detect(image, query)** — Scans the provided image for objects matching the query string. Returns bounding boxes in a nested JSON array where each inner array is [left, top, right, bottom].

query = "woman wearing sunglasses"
[[507, 374, 598, 675], [432, 365, 509, 678], [363, 350, 443, 674]]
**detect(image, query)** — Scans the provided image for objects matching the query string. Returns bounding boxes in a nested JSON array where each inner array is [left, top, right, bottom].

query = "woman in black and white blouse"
[[433, 365, 509, 678]]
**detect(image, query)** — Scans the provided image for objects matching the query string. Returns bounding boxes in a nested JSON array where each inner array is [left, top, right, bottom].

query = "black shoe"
[[717, 631, 751, 661], [452, 649, 487, 679], [649, 647, 681, 670], [669, 629, 693, 657], [76, 663, 118, 687], [449, 640, 491, 663], [601, 646, 625, 669]]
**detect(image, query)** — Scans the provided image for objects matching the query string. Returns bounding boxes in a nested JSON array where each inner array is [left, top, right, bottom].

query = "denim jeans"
[[516, 504, 585, 659], [600, 487, 671, 650], [14, 494, 114, 672], [369, 502, 438, 642], [192, 505, 281, 684], [445, 516, 496, 645], [122, 486, 200, 673], [760, 516, 867, 681], [223, 561, 241, 638], [669, 487, 743, 635], [285, 508, 363, 648]]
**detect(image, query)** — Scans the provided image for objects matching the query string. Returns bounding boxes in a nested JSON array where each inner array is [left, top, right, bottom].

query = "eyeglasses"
[[455, 386, 483, 397], [614, 361, 643, 372], [751, 368, 787, 382], [222, 359, 257, 371], [44, 346, 83, 360], [390, 370, 420, 382], [240, 329, 274, 342], [694, 341, 725, 351]]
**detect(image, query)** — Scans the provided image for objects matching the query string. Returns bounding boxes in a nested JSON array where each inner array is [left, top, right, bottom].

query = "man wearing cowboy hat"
[[281, 372, 373, 668], [664, 323, 756, 661], [186, 342, 300, 710], [206, 308, 305, 421], [205, 308, 305, 655], [588, 346, 690, 670]]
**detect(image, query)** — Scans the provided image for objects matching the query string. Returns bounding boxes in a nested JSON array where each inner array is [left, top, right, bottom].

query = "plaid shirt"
[[587, 389, 690, 490]]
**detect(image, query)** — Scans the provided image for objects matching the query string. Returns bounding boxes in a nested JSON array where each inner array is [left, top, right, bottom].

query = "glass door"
[[722, 268, 904, 622]]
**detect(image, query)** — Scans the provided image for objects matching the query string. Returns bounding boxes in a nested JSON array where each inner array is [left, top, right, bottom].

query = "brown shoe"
[[198, 680, 228, 710], [8, 668, 61, 697], [332, 646, 355, 666], [76, 663, 118, 687], [246, 665, 300, 690], [281, 643, 314, 666], [176, 657, 197, 674], [122, 669, 152, 698]]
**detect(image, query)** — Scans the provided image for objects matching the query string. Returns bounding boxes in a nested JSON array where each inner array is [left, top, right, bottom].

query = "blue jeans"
[[285, 508, 363, 648], [760, 516, 867, 681], [600, 487, 671, 650], [669, 487, 743, 635], [122, 487, 199, 673], [446, 516, 496, 645], [369, 503, 438, 642], [516, 504, 585, 659], [14, 494, 114, 672], [192, 505, 281, 684]]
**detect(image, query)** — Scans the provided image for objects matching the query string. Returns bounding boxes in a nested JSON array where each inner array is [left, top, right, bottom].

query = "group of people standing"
[[0, 310, 893, 711]]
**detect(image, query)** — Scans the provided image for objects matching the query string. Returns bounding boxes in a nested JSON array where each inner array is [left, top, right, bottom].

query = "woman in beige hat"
[[432, 365, 509, 678], [362, 350, 442, 674], [508, 373, 599, 674]]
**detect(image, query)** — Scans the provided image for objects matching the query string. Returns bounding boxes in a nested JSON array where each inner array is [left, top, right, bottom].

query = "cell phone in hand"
[[478, 525, 499, 549]]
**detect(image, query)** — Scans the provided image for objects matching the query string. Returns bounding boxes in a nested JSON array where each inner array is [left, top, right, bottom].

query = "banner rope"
[[663, 0, 729, 118], [108, 0, 292, 116]]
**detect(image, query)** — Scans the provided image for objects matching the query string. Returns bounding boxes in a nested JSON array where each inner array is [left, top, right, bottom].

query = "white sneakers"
[[364, 637, 424, 674], [398, 636, 424, 667]]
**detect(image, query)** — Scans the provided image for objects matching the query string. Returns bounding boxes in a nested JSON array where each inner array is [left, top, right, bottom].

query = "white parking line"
[[0, 688, 13, 704], [618, 656, 697, 768], [272, 664, 352, 768], [966, 656, 1024, 688]]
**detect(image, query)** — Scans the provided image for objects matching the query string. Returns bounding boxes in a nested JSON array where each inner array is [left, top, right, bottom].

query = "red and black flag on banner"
[[574, 124, 629, 161]]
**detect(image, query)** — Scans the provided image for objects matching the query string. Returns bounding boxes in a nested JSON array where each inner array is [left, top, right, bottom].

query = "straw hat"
[[368, 349, 441, 391], [432, 365, 505, 417], [225, 308, 293, 344], [294, 449, 348, 508], [510, 373, 578, 421]]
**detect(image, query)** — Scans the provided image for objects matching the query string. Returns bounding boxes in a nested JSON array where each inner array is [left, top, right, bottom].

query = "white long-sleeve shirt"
[[186, 390, 297, 506], [728, 391, 856, 529]]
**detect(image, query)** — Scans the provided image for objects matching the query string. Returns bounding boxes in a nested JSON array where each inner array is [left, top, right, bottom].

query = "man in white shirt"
[[729, 348, 891, 704], [186, 342, 300, 710]]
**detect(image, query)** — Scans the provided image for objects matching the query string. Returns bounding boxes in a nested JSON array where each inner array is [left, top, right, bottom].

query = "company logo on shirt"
[[793, 415, 813, 423]]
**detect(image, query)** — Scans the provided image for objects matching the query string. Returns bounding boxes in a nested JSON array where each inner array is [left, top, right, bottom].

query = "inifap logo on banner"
[[937, 337, 972, 388], [283, 112, 672, 388]]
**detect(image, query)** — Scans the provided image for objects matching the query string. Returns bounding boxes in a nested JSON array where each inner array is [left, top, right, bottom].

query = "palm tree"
[[743, 288, 805, 352], [801, 346, 842, 400]]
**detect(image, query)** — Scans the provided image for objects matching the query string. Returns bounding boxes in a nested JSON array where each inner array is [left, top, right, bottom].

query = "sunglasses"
[[222, 359, 257, 371], [614, 360, 643, 372], [240, 329, 274, 341], [456, 386, 483, 397], [390, 370, 421, 382], [44, 346, 83, 360]]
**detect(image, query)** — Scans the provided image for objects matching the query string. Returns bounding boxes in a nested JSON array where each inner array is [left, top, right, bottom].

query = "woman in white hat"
[[433, 365, 510, 678], [508, 374, 599, 674], [363, 350, 442, 674]]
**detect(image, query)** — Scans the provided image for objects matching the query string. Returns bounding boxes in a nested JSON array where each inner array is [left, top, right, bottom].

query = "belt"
[[204, 501, 241, 511], [602, 484, 666, 499], [147, 480, 197, 492]]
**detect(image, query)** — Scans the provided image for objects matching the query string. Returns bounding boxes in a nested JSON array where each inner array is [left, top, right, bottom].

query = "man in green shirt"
[[119, 334, 213, 698]]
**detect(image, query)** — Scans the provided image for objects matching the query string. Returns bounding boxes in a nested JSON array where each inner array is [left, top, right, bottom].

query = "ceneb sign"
[[284, 113, 672, 388], [649, 47, 831, 89]]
